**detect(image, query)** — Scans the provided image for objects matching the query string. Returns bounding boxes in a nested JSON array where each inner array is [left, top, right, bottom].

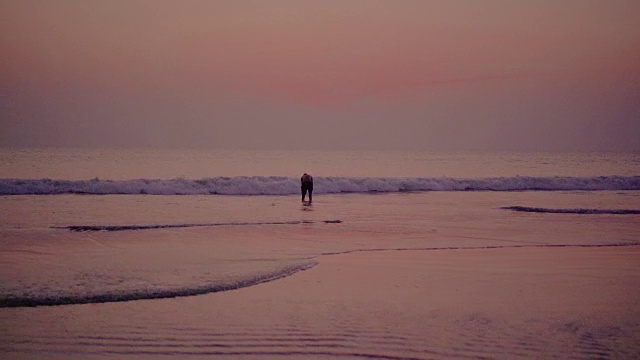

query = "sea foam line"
[[1, 175, 639, 195], [501, 206, 640, 214], [54, 220, 343, 232]]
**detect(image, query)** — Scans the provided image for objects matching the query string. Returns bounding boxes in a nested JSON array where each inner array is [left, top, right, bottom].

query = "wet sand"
[[2, 246, 640, 359]]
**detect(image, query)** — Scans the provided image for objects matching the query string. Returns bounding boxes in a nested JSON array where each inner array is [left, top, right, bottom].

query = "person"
[[301, 173, 313, 203]]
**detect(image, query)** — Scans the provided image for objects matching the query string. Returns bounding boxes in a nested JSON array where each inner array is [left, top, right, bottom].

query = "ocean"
[[1, 148, 639, 359]]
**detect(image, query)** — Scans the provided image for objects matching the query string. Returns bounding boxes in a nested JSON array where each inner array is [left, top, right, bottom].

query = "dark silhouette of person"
[[301, 173, 313, 203]]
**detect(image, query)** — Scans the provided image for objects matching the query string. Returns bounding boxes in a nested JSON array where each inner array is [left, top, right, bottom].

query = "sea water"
[[1, 148, 639, 357], [1, 148, 639, 306]]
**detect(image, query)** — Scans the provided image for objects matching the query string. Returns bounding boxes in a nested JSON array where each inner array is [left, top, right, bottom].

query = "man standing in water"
[[301, 173, 313, 203]]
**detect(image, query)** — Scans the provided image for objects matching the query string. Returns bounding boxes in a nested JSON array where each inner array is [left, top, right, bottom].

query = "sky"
[[1, 0, 639, 151]]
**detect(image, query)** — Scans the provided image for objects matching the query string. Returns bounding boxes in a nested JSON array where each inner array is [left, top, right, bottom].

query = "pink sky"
[[1, 0, 639, 151]]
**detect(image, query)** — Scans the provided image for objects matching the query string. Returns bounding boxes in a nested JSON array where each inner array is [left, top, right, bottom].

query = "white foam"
[[0, 176, 639, 195]]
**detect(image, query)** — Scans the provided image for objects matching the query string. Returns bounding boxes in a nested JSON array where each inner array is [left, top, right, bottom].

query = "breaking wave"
[[1, 175, 639, 195], [502, 206, 640, 214]]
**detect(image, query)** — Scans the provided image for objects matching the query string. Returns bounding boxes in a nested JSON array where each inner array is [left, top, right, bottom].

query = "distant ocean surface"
[[1, 148, 639, 358], [2, 148, 640, 179]]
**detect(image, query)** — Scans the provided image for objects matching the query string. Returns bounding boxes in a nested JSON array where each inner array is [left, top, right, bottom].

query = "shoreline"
[[4, 242, 640, 309]]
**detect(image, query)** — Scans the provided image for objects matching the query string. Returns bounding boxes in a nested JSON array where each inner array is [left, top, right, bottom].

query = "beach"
[[3, 1, 640, 357], [2, 245, 639, 359]]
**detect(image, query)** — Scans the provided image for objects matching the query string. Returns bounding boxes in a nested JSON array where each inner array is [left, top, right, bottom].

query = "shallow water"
[[1, 190, 638, 308]]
